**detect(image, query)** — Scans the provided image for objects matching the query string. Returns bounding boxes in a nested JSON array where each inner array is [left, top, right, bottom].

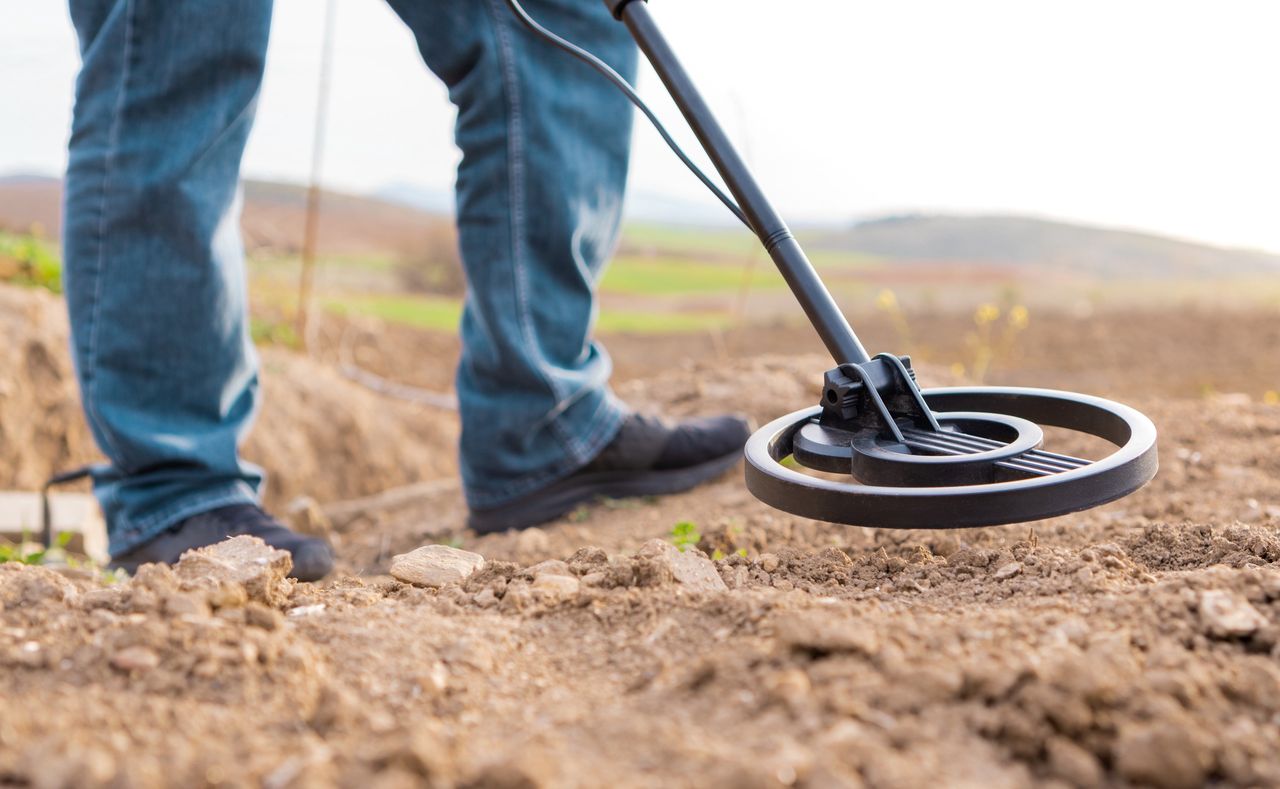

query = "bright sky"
[[3, 0, 1279, 252]]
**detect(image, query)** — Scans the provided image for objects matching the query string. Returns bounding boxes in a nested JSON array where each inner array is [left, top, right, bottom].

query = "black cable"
[[501, 0, 751, 229]]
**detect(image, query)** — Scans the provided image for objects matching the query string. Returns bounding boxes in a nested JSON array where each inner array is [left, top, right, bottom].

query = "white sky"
[[3, 0, 1279, 252]]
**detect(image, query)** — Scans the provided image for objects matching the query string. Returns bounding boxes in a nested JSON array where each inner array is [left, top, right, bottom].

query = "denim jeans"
[[63, 0, 637, 556]]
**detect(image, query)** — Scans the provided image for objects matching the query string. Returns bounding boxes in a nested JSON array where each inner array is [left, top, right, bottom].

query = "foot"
[[468, 413, 750, 533], [109, 503, 334, 582]]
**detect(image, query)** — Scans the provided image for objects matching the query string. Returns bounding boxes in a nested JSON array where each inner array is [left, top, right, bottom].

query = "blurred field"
[[5, 177, 1280, 788]]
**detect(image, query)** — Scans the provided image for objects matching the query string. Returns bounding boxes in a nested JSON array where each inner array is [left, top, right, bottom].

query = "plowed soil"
[[3, 283, 1280, 788]]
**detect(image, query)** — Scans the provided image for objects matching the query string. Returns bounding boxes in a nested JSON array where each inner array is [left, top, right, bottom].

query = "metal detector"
[[506, 0, 1158, 528]]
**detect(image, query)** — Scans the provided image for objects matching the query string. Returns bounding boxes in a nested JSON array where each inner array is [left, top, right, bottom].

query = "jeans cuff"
[[107, 482, 259, 557], [463, 394, 627, 509]]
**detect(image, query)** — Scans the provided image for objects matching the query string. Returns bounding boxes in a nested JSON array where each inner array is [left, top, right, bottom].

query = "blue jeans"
[[64, 0, 637, 556]]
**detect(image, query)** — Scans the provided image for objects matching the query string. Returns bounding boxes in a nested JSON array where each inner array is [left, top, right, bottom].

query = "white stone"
[[110, 646, 160, 673], [390, 544, 486, 588], [531, 573, 580, 600], [638, 539, 728, 593], [1200, 589, 1268, 637], [993, 561, 1022, 580]]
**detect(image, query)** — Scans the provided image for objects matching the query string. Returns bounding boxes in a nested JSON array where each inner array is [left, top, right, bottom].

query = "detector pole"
[[607, 0, 871, 365]]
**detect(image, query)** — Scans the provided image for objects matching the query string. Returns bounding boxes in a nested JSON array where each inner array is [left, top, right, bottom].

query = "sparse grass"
[[325, 293, 462, 331], [0, 231, 62, 293], [249, 316, 301, 349], [962, 302, 1030, 383], [620, 223, 756, 259], [0, 532, 72, 565], [323, 292, 732, 335], [670, 520, 701, 552], [601, 255, 783, 296], [0, 532, 125, 584]]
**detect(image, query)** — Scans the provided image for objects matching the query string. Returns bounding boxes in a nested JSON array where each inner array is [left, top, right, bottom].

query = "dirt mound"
[[0, 283, 457, 512], [5, 285, 1280, 787]]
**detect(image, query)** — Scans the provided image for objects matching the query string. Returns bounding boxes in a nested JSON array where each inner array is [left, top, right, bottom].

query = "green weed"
[[0, 231, 63, 293], [0, 531, 73, 566], [670, 520, 701, 552]]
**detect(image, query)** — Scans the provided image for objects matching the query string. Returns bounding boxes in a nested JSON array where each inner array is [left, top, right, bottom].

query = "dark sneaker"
[[110, 503, 334, 582], [468, 413, 750, 534]]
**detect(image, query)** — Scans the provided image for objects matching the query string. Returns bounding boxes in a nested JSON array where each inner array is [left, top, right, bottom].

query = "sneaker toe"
[[656, 414, 751, 469], [288, 538, 335, 582]]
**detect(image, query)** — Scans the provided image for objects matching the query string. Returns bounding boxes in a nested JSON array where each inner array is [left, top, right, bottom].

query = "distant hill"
[[0, 176, 454, 261], [805, 214, 1280, 279], [3, 176, 1277, 279]]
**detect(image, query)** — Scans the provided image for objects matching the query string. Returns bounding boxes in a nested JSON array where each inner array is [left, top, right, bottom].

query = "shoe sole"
[[468, 450, 743, 534]]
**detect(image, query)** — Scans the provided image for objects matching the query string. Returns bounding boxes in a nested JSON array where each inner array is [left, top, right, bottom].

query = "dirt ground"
[[3, 282, 1280, 788]]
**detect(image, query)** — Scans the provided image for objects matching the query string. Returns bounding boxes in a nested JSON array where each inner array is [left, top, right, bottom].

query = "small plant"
[[249, 316, 301, 349], [963, 302, 1030, 383], [0, 231, 63, 293], [0, 532, 72, 565], [670, 521, 701, 552], [874, 288, 913, 349]]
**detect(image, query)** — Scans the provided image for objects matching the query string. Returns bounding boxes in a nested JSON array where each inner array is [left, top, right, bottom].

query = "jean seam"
[[485, 0, 579, 458], [110, 484, 257, 556], [82, 0, 138, 472]]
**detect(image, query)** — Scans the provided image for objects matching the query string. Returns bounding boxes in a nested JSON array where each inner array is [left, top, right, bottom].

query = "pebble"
[[637, 539, 728, 593], [993, 561, 1022, 581], [531, 574, 580, 600], [1114, 721, 1211, 789], [1046, 737, 1103, 787], [472, 588, 498, 608], [174, 535, 293, 607], [1199, 589, 1269, 637], [525, 559, 573, 578], [758, 553, 780, 573], [390, 544, 486, 588], [110, 646, 160, 673], [514, 528, 551, 555]]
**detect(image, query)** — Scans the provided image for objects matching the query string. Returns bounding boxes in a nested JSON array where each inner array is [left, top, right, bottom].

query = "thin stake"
[[296, 0, 338, 349]]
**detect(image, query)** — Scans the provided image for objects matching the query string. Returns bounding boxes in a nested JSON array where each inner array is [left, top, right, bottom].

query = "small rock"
[[472, 588, 498, 608], [993, 561, 1022, 581], [1046, 736, 1102, 787], [567, 546, 608, 571], [390, 544, 486, 588], [758, 553, 780, 573], [500, 581, 533, 612], [288, 603, 327, 618], [0, 563, 79, 607], [245, 602, 284, 630], [111, 646, 160, 673], [580, 571, 608, 587], [1200, 589, 1269, 637], [531, 574, 580, 600], [175, 536, 293, 607], [514, 527, 551, 555], [637, 540, 728, 593], [163, 592, 209, 618], [1114, 721, 1212, 789], [525, 559, 573, 578]]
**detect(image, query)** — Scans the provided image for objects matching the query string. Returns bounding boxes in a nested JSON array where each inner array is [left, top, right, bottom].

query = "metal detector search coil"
[[505, 0, 1159, 527]]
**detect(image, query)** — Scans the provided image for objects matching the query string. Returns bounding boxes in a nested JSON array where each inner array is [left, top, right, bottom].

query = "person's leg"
[[64, 0, 273, 557], [384, 0, 638, 508]]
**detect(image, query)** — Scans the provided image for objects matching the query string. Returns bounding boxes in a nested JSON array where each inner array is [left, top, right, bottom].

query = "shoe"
[[468, 413, 750, 533], [110, 503, 334, 582]]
